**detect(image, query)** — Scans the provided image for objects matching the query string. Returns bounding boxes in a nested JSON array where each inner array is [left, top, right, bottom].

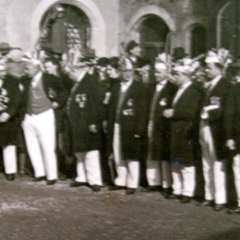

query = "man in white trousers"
[[0, 63, 21, 181], [199, 50, 231, 211], [22, 58, 67, 185], [224, 61, 240, 214], [107, 58, 148, 195]]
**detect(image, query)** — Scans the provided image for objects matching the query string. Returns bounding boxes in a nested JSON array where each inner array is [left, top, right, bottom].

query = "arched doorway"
[[190, 25, 207, 57], [39, 3, 91, 56], [139, 15, 170, 62]]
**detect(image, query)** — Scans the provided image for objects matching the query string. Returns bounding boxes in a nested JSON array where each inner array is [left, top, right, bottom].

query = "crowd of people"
[[0, 40, 240, 215]]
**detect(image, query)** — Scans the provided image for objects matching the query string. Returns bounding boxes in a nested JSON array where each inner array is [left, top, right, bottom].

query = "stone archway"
[[127, 5, 176, 44], [7, 0, 107, 56]]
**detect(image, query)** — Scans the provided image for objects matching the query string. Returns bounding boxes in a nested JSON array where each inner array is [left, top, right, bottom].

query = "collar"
[[77, 71, 87, 82], [178, 80, 192, 90], [209, 75, 222, 90], [121, 78, 134, 92]]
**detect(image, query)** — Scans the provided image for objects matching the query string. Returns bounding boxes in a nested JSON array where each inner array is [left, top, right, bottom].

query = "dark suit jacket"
[[170, 83, 203, 165], [0, 75, 21, 146], [20, 72, 68, 118], [67, 73, 102, 153], [224, 83, 240, 152], [108, 80, 148, 160], [202, 78, 231, 159], [147, 81, 177, 161]]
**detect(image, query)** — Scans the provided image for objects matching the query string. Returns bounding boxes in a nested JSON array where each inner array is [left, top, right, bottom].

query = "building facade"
[[0, 0, 239, 58]]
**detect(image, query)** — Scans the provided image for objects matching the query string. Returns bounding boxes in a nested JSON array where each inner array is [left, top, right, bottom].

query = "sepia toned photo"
[[0, 0, 240, 239]]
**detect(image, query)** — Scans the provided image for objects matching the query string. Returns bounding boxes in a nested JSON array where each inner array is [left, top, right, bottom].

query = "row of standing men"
[[0, 45, 240, 215]]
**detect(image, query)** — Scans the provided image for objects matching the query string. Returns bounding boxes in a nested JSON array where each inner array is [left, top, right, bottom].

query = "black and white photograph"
[[0, 0, 240, 239]]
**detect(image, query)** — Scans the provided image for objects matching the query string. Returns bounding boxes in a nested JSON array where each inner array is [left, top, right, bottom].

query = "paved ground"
[[0, 165, 240, 240]]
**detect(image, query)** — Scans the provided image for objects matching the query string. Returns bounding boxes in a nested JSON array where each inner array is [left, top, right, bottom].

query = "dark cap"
[[125, 40, 139, 53], [108, 57, 120, 69], [0, 42, 11, 54], [136, 57, 151, 68], [96, 57, 109, 67], [172, 47, 188, 60]]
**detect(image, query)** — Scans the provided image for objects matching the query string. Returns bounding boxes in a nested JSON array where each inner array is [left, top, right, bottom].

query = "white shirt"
[[121, 78, 133, 92], [156, 79, 167, 92], [77, 70, 87, 82], [172, 81, 192, 107], [32, 71, 42, 88], [208, 75, 222, 92]]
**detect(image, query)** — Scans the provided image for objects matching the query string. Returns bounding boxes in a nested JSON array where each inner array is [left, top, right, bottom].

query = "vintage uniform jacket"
[[224, 83, 240, 153], [147, 81, 178, 161], [201, 78, 231, 160], [170, 83, 203, 166], [108, 80, 148, 160], [67, 73, 102, 153], [0, 75, 21, 146], [21, 72, 68, 118]]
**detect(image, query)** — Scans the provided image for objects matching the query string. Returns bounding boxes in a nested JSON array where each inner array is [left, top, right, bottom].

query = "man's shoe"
[[70, 181, 89, 188], [5, 174, 15, 181], [108, 185, 125, 191], [33, 176, 46, 182], [91, 185, 101, 192], [165, 193, 181, 199], [227, 207, 240, 214], [180, 196, 191, 203], [46, 180, 56, 185], [126, 188, 136, 195], [141, 186, 162, 192], [161, 188, 172, 197], [214, 204, 225, 212], [196, 200, 214, 207]]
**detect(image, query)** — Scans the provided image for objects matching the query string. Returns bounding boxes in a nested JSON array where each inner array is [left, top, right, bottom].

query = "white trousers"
[[22, 109, 58, 180], [200, 121, 226, 204], [146, 160, 172, 188], [75, 150, 103, 186], [233, 154, 240, 207], [172, 166, 196, 197], [113, 123, 139, 188], [3, 145, 17, 174]]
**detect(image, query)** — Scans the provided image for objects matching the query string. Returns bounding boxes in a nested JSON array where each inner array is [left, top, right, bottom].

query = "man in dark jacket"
[[0, 63, 21, 181], [199, 51, 231, 211], [67, 59, 103, 192], [21, 58, 67, 185], [108, 58, 148, 195], [144, 55, 177, 195], [224, 62, 240, 214], [163, 59, 202, 203]]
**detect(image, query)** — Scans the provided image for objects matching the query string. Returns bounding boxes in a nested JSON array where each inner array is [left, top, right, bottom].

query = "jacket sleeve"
[[5, 76, 21, 118]]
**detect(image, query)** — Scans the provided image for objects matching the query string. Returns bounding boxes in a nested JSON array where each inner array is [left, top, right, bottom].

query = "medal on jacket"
[[0, 87, 9, 111], [103, 92, 111, 105], [159, 98, 167, 106], [210, 96, 220, 107], [75, 93, 87, 108], [127, 98, 133, 107], [48, 87, 57, 99]]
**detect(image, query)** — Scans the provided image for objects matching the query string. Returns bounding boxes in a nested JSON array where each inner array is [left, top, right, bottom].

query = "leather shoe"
[[126, 188, 136, 195], [46, 180, 56, 185], [91, 185, 101, 192], [227, 207, 240, 214], [70, 181, 89, 187], [5, 174, 15, 181], [180, 196, 191, 203], [196, 200, 214, 207], [108, 185, 126, 191], [141, 186, 162, 192], [165, 193, 181, 199], [214, 204, 225, 212], [161, 188, 172, 197], [33, 176, 46, 182]]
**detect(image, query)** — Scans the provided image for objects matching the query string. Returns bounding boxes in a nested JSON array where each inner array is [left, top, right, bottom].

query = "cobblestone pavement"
[[0, 173, 240, 240]]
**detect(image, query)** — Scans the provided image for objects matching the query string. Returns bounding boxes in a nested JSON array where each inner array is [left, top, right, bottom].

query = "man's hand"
[[226, 139, 236, 150], [52, 102, 59, 109], [89, 124, 98, 134], [163, 109, 174, 118], [0, 112, 10, 122]]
